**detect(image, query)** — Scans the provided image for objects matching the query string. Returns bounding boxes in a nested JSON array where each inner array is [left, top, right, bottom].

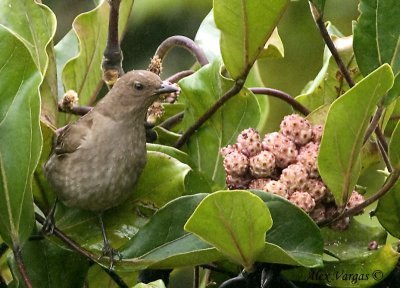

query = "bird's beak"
[[155, 82, 179, 95]]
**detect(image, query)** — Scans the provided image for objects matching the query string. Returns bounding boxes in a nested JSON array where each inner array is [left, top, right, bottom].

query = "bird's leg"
[[98, 213, 121, 269], [42, 198, 58, 234]]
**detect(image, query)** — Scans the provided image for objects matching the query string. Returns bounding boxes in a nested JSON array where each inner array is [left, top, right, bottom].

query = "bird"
[[44, 70, 178, 267]]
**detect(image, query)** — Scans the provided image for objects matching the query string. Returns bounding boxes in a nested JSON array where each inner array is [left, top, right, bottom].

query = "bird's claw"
[[99, 243, 122, 270]]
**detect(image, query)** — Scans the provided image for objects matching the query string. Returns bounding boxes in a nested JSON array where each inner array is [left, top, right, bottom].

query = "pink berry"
[[280, 163, 309, 194], [223, 150, 249, 176], [280, 114, 313, 146], [249, 151, 276, 178], [297, 141, 320, 178], [264, 180, 288, 198], [289, 191, 315, 213], [262, 132, 298, 168], [237, 128, 262, 157]]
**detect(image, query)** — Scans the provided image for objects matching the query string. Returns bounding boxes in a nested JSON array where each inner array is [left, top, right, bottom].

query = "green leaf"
[[62, 0, 134, 105], [258, 28, 284, 59], [284, 244, 399, 287], [214, 0, 289, 80], [354, 0, 400, 76], [195, 10, 221, 63], [133, 280, 166, 288], [0, 25, 42, 247], [322, 219, 387, 260], [253, 190, 324, 268], [121, 194, 222, 269], [375, 179, 400, 238], [8, 239, 89, 288], [179, 60, 260, 189], [318, 64, 394, 205], [389, 121, 400, 169], [185, 191, 272, 271]]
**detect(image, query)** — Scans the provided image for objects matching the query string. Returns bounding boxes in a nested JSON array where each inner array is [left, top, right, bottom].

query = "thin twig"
[[377, 137, 393, 173], [174, 82, 244, 148], [166, 70, 194, 83], [12, 246, 33, 288], [154, 36, 209, 67], [375, 126, 389, 153], [103, 268, 129, 288], [363, 106, 384, 144], [309, 2, 355, 88], [159, 112, 184, 130], [250, 87, 310, 115], [35, 213, 97, 261], [200, 264, 237, 277]]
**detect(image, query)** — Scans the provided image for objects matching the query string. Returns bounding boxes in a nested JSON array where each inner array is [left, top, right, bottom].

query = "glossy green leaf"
[[0, 0, 56, 74], [254, 190, 324, 268], [214, 0, 289, 79], [179, 60, 260, 189], [62, 0, 134, 105], [354, 0, 400, 106], [8, 239, 89, 288], [389, 121, 400, 169], [120, 194, 222, 269], [375, 179, 400, 238], [0, 26, 42, 247], [322, 219, 387, 260], [284, 244, 399, 287], [318, 64, 394, 205], [353, 0, 400, 76], [185, 191, 272, 271]]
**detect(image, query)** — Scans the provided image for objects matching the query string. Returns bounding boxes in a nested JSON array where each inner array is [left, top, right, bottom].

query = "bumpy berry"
[[264, 180, 288, 198], [262, 132, 298, 168], [346, 191, 365, 215], [312, 124, 324, 142], [237, 128, 262, 157], [280, 114, 313, 146], [309, 204, 326, 222], [306, 179, 327, 202], [280, 163, 308, 194], [249, 178, 270, 190], [220, 144, 239, 157], [289, 191, 315, 212], [226, 174, 251, 189], [223, 150, 249, 176], [249, 151, 276, 178], [297, 141, 319, 178]]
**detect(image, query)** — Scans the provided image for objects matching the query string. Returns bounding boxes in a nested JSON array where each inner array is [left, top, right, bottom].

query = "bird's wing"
[[54, 114, 94, 155]]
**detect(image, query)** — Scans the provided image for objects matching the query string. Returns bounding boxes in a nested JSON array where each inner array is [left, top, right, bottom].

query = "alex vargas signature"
[[307, 269, 384, 284]]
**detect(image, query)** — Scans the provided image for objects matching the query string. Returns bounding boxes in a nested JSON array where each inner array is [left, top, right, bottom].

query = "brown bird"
[[44, 70, 178, 266]]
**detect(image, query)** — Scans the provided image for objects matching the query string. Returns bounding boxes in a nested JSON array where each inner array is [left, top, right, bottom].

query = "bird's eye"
[[134, 82, 144, 91]]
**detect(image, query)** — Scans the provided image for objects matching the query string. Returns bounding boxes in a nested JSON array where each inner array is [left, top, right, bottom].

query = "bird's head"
[[103, 70, 178, 118]]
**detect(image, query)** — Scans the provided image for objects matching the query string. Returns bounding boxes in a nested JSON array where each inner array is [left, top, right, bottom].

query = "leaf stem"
[[250, 88, 310, 115], [174, 81, 244, 148], [153, 36, 209, 67], [12, 246, 33, 288], [377, 136, 393, 173], [363, 106, 384, 144]]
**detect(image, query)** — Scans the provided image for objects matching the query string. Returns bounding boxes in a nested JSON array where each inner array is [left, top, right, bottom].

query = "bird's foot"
[[99, 242, 122, 270]]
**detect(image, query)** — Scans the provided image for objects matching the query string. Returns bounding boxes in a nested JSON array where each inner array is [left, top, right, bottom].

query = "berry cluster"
[[220, 114, 364, 230]]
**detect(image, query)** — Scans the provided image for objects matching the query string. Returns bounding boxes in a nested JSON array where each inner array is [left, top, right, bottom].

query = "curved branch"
[[250, 88, 310, 115], [174, 82, 244, 148], [154, 35, 209, 67], [159, 112, 184, 130], [166, 70, 194, 83]]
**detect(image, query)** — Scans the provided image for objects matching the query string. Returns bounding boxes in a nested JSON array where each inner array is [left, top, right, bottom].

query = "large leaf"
[[121, 191, 322, 270], [322, 219, 387, 260], [8, 239, 89, 288], [179, 60, 261, 189], [214, 0, 289, 80], [375, 179, 400, 238], [353, 0, 400, 105], [0, 26, 42, 246], [185, 191, 272, 271], [318, 64, 394, 205], [62, 0, 134, 106], [284, 244, 399, 287]]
